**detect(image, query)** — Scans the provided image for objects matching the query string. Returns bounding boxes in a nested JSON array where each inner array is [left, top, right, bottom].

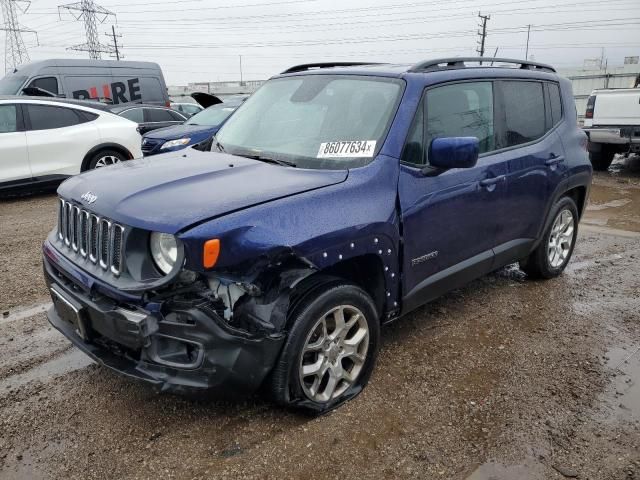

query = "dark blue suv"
[[43, 58, 592, 413]]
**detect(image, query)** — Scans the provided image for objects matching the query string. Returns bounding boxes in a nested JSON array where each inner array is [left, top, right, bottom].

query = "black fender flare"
[[81, 143, 134, 171], [530, 176, 590, 252]]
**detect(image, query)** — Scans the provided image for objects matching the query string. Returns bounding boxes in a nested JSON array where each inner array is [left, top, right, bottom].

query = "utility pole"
[[58, 0, 115, 59], [476, 12, 490, 63], [525, 24, 531, 59], [239, 54, 243, 85], [0, 0, 37, 73], [106, 24, 122, 60]]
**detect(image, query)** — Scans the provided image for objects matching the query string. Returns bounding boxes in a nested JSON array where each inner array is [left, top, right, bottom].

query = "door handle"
[[545, 154, 565, 166], [480, 175, 506, 187]]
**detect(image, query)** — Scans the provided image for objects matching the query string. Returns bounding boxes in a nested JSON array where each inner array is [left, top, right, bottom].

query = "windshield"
[[0, 75, 27, 95], [215, 75, 403, 169], [186, 103, 239, 126]]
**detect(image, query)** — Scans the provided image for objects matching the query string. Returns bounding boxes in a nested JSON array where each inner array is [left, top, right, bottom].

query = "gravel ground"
[[1, 156, 640, 479]]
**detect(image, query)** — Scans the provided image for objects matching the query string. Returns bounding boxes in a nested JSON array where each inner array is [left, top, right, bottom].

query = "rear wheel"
[[269, 279, 379, 414], [520, 196, 579, 279], [589, 147, 615, 171], [88, 149, 126, 170]]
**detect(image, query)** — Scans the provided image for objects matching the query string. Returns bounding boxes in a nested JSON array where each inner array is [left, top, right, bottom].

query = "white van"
[[583, 87, 640, 170], [0, 59, 169, 106]]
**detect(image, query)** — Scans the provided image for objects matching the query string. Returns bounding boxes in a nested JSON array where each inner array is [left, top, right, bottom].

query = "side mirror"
[[428, 137, 479, 170]]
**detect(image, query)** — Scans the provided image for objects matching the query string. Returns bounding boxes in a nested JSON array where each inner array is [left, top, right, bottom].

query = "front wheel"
[[269, 280, 380, 414], [520, 196, 579, 279]]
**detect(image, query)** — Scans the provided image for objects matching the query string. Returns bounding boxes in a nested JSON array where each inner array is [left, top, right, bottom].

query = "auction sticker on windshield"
[[317, 140, 376, 158]]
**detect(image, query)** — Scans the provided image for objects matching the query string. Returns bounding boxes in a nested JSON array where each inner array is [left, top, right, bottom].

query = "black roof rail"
[[408, 57, 556, 73], [281, 62, 383, 74]]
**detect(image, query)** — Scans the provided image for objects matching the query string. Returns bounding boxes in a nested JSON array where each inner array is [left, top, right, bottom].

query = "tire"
[[269, 279, 380, 414], [589, 148, 614, 171], [520, 196, 579, 279], [87, 149, 126, 170]]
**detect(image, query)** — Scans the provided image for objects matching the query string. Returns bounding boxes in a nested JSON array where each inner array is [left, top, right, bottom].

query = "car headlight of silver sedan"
[[150, 232, 178, 274]]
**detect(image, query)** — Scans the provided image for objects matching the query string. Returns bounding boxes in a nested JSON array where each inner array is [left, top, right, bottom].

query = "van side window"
[[28, 77, 59, 95], [498, 81, 546, 147], [425, 81, 495, 161], [27, 105, 84, 130], [548, 83, 563, 126], [0, 105, 17, 133]]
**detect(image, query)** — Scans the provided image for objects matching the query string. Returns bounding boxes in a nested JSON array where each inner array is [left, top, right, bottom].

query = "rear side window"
[[26, 104, 83, 130], [499, 81, 545, 147], [120, 108, 144, 123], [425, 81, 495, 159], [146, 108, 175, 122], [548, 83, 563, 126], [28, 77, 59, 95], [0, 104, 17, 133]]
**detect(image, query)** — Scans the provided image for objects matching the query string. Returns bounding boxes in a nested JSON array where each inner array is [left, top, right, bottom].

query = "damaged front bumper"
[[43, 243, 285, 395]]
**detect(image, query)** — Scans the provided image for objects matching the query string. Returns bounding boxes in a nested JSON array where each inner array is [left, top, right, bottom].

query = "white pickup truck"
[[583, 87, 640, 170]]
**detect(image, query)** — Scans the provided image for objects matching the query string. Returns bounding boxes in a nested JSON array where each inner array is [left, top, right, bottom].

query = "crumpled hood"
[[58, 149, 348, 233], [143, 123, 217, 141]]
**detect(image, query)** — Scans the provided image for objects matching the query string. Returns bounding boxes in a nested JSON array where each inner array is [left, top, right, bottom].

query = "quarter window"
[[402, 101, 425, 164], [499, 81, 546, 147], [548, 83, 563, 126], [27, 105, 82, 130], [425, 81, 495, 161], [0, 105, 17, 133], [168, 110, 185, 121]]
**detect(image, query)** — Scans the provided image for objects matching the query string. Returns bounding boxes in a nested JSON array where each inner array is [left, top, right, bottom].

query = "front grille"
[[57, 198, 126, 276]]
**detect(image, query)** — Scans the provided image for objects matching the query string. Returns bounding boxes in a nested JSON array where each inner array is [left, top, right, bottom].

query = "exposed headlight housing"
[[160, 138, 191, 149], [150, 232, 178, 274]]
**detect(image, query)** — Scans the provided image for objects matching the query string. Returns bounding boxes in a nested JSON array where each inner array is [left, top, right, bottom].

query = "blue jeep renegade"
[[44, 58, 592, 413]]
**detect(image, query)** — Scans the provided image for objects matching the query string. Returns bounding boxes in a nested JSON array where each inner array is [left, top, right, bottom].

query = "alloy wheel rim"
[[299, 305, 369, 403], [94, 155, 120, 168], [548, 209, 575, 268]]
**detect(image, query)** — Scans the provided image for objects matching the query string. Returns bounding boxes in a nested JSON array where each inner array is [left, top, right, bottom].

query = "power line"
[[58, 0, 115, 59], [0, 0, 37, 72], [477, 12, 490, 59]]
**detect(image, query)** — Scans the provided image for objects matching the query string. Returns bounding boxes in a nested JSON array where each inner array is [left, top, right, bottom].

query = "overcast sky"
[[2, 0, 639, 85]]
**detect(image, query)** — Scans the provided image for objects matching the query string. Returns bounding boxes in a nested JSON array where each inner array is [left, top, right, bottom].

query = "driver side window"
[[402, 81, 495, 166]]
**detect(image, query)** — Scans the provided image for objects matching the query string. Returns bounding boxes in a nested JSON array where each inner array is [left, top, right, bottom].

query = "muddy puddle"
[[583, 155, 640, 233], [597, 344, 640, 425], [466, 459, 546, 480], [1, 302, 52, 325], [0, 348, 93, 393]]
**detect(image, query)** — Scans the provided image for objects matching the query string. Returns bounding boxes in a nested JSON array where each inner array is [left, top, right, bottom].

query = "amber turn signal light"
[[203, 239, 220, 268]]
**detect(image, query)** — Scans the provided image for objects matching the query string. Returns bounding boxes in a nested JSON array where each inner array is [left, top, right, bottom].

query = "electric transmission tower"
[[58, 0, 115, 59], [1, 0, 37, 73], [476, 12, 490, 62]]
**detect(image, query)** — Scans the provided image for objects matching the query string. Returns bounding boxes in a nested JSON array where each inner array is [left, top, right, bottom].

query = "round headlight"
[[150, 232, 178, 274]]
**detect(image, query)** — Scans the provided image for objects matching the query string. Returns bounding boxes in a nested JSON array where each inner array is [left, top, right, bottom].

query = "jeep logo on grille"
[[80, 191, 98, 204]]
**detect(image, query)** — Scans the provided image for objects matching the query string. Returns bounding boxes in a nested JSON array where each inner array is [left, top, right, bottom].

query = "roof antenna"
[[490, 47, 499, 66]]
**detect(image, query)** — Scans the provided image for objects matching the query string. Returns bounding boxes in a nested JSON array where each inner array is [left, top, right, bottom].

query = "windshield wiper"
[[212, 138, 225, 152], [240, 154, 296, 168]]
